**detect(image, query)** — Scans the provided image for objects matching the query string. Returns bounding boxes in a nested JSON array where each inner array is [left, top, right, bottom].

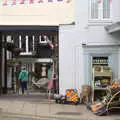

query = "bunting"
[[66, 0, 71, 3], [12, 0, 16, 5], [96, 0, 101, 4], [96, 0, 112, 4], [37, 0, 43, 3], [48, 0, 53, 2], [109, 0, 112, 3], [19, 0, 25, 4], [1, 0, 72, 6], [29, 0, 33, 4], [2, 0, 7, 5]]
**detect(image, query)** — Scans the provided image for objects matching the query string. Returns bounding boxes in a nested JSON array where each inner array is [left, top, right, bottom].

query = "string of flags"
[[96, 0, 112, 4], [2, 0, 72, 6]]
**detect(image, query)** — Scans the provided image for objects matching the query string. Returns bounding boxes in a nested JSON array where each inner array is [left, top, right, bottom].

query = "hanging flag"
[[29, 0, 34, 4], [12, 0, 16, 5], [48, 0, 53, 2], [19, 0, 25, 4], [2, 0, 7, 5], [66, 0, 71, 3], [96, 0, 101, 4], [109, 0, 112, 3], [37, 0, 43, 3]]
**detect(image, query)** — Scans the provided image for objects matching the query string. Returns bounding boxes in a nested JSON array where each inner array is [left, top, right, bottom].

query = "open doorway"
[[1, 28, 59, 95]]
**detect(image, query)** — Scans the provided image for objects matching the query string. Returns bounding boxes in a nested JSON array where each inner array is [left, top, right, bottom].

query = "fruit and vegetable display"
[[88, 86, 120, 116], [54, 89, 80, 105], [94, 78, 110, 88], [109, 79, 120, 88]]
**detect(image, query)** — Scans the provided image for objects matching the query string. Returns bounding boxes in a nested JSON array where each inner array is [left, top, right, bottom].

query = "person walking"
[[18, 65, 29, 95]]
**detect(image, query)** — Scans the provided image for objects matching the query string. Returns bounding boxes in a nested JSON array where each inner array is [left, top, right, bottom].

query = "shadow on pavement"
[[0, 92, 52, 104]]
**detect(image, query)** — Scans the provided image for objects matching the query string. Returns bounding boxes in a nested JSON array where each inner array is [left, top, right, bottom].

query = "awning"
[[0, 25, 58, 31], [105, 21, 120, 34]]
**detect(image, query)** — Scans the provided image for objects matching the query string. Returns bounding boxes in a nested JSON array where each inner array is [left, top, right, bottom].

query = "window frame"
[[88, 0, 112, 22], [19, 35, 34, 55]]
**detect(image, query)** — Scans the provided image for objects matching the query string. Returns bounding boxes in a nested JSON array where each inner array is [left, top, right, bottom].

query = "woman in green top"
[[18, 65, 28, 95]]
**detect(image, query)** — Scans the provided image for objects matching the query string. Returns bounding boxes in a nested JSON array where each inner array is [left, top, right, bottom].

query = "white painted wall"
[[0, 1, 74, 25], [59, 0, 120, 94], [112, 0, 120, 22]]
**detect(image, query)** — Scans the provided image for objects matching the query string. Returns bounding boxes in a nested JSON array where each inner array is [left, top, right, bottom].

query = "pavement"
[[0, 92, 119, 120]]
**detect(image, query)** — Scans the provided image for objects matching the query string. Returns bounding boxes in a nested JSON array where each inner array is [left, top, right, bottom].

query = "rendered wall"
[[59, 0, 120, 94], [112, 0, 120, 21], [0, 0, 75, 25]]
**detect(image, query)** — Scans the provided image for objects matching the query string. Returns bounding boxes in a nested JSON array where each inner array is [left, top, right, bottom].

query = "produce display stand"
[[90, 87, 120, 116], [92, 66, 112, 103], [105, 87, 120, 112]]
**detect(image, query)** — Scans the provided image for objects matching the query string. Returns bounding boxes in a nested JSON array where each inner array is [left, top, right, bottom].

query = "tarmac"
[[0, 92, 119, 120]]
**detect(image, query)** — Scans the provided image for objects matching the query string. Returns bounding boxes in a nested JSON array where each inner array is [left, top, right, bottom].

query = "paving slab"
[[0, 93, 119, 120]]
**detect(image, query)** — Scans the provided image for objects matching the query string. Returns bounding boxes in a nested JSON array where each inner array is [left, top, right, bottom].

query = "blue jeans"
[[20, 81, 27, 94]]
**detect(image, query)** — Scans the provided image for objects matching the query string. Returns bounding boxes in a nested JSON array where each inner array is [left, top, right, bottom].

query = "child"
[[18, 65, 29, 95]]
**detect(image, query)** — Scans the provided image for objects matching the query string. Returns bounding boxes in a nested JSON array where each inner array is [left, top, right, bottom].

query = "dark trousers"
[[20, 81, 27, 94]]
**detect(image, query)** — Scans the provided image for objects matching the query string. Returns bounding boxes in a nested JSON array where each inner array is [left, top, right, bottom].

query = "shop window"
[[19, 35, 34, 55], [21, 36, 26, 52], [6, 35, 13, 43], [39, 35, 47, 44], [28, 36, 34, 52], [14, 35, 19, 48], [6, 35, 15, 52], [89, 0, 112, 21]]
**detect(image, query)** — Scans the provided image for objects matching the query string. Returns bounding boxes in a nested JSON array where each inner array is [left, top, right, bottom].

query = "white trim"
[[39, 35, 47, 44], [88, 20, 112, 26], [26, 35, 28, 53], [19, 35, 22, 48], [89, 0, 112, 22], [33, 35, 35, 51], [20, 52, 32, 55], [18, 34, 35, 54]]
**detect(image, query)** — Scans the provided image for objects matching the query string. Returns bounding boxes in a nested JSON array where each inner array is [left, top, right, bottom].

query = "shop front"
[[83, 45, 120, 102], [83, 45, 119, 84], [0, 0, 75, 94], [0, 25, 59, 94]]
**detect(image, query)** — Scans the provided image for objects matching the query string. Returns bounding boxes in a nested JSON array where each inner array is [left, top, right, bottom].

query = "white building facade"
[[0, 0, 75, 93], [59, 0, 120, 94], [0, 0, 120, 94]]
